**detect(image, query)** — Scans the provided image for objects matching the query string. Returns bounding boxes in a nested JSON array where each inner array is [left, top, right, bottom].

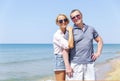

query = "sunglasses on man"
[[71, 14, 81, 20], [58, 18, 68, 24]]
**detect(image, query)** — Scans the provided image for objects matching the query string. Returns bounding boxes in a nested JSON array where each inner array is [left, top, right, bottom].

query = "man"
[[63, 9, 103, 80]]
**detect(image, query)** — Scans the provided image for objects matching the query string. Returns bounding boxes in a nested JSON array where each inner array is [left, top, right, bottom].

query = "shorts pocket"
[[56, 55, 65, 67]]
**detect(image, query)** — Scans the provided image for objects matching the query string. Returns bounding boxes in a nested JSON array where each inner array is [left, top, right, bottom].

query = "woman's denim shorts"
[[54, 54, 65, 71]]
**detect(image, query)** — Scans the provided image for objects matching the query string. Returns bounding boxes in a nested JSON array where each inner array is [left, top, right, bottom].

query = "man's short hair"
[[70, 9, 82, 18]]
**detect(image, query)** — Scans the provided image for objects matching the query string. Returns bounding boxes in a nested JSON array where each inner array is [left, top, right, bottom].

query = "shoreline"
[[95, 56, 120, 80], [39, 55, 120, 81], [91, 55, 120, 80], [105, 57, 120, 80], [38, 76, 55, 81]]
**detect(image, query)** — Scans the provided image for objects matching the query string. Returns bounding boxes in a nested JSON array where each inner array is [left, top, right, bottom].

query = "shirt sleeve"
[[64, 31, 69, 40], [53, 34, 69, 49], [93, 28, 99, 39]]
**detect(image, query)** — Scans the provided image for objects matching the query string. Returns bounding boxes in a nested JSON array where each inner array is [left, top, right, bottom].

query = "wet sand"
[[105, 58, 120, 80]]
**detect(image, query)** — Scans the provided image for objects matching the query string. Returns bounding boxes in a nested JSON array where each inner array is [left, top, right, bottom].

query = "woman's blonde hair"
[[56, 14, 69, 25]]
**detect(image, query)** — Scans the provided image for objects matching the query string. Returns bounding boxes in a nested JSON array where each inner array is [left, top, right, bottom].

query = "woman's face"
[[57, 15, 68, 29]]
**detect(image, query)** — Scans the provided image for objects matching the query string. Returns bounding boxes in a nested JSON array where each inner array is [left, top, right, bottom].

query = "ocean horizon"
[[0, 44, 120, 81]]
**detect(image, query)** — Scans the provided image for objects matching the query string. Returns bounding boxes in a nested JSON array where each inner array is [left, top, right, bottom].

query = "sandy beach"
[[105, 57, 120, 80], [39, 56, 120, 81]]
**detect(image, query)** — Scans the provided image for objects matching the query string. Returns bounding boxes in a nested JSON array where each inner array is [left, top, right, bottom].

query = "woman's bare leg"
[[55, 71, 65, 81]]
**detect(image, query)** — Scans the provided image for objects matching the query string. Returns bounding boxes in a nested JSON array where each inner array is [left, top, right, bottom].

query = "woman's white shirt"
[[53, 29, 68, 55]]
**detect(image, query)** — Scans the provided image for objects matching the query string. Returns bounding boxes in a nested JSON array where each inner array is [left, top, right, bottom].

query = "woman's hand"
[[66, 26, 73, 32]]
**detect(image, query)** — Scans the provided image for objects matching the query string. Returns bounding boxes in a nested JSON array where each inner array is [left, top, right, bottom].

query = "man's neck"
[[77, 23, 84, 30]]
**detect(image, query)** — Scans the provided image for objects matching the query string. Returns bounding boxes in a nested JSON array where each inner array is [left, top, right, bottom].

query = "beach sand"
[[39, 56, 120, 81], [38, 76, 55, 81], [105, 57, 120, 80]]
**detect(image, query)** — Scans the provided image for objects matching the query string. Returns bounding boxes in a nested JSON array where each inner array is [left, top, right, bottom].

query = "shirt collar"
[[58, 29, 65, 35], [73, 23, 88, 32]]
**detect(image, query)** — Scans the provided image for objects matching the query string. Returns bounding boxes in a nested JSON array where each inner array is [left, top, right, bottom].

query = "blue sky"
[[0, 0, 120, 44]]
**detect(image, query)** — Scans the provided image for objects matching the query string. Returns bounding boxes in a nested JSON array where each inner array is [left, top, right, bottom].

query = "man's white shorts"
[[66, 62, 95, 81]]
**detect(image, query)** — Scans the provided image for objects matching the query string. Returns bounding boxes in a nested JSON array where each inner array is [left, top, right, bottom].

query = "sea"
[[0, 44, 120, 81]]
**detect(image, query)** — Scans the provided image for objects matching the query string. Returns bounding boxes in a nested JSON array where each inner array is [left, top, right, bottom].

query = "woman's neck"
[[60, 27, 66, 34]]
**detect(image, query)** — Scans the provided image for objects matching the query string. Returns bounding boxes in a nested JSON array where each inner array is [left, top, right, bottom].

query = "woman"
[[53, 14, 74, 81]]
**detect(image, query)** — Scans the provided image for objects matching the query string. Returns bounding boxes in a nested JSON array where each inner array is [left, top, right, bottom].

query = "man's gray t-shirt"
[[65, 24, 99, 64]]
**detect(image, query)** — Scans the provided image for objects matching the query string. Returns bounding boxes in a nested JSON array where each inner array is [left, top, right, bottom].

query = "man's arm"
[[92, 36, 103, 61], [62, 49, 73, 78]]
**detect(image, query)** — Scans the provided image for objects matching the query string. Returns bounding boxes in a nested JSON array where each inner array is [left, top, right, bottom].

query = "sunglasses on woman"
[[58, 18, 68, 24]]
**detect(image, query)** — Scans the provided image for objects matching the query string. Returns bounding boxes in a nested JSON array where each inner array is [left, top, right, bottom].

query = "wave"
[[116, 51, 120, 54], [0, 57, 53, 65], [102, 51, 116, 54], [102, 51, 120, 54]]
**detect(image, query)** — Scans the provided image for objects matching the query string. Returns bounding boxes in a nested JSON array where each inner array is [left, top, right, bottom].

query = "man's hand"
[[91, 53, 100, 61], [66, 66, 73, 78]]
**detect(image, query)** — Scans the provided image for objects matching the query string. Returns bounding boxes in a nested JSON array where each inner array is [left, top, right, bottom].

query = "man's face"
[[70, 11, 82, 25]]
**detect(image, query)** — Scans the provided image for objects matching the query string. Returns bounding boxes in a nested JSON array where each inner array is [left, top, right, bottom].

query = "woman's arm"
[[62, 49, 73, 78], [67, 27, 74, 49]]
